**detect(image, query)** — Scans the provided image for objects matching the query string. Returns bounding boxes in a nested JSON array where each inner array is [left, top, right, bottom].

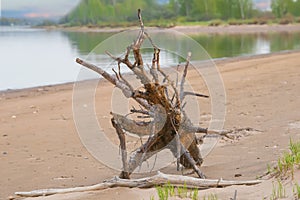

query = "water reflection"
[[1, 26, 299, 90], [190, 33, 300, 58], [0, 27, 81, 90], [65, 31, 300, 62]]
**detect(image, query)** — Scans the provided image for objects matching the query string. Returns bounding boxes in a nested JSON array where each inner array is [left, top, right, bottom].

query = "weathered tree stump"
[[76, 9, 232, 179]]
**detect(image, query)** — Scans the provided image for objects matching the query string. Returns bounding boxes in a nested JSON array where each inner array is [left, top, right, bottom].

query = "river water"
[[1, 26, 299, 91]]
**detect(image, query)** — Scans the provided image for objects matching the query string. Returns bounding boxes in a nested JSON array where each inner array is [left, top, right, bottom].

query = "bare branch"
[[183, 91, 209, 99], [117, 62, 134, 91], [105, 51, 133, 69], [180, 52, 192, 102], [76, 58, 132, 98], [106, 51, 151, 85], [111, 118, 130, 179], [130, 108, 152, 116], [15, 172, 261, 197]]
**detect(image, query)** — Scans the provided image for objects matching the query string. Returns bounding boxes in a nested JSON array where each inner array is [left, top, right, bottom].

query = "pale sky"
[[254, 0, 271, 11], [1, 0, 81, 18]]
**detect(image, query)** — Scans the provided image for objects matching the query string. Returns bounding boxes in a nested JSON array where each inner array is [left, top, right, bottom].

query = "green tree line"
[[60, 0, 300, 26], [60, 0, 255, 25], [271, 0, 300, 18]]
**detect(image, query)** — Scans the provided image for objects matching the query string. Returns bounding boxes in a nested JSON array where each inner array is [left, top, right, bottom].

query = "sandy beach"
[[1, 50, 300, 199], [44, 23, 300, 34]]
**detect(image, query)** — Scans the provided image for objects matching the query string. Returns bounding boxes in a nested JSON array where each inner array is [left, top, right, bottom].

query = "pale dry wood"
[[111, 118, 130, 179], [15, 172, 262, 197], [75, 9, 249, 180], [179, 52, 192, 102]]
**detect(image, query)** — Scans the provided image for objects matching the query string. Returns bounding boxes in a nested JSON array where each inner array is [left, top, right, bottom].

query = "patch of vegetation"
[[208, 19, 223, 27], [202, 193, 218, 200], [227, 18, 244, 25], [266, 139, 300, 200], [293, 183, 300, 199], [279, 13, 295, 25], [61, 0, 256, 27], [270, 139, 300, 178], [152, 182, 219, 200], [270, 180, 286, 200], [154, 182, 200, 200]]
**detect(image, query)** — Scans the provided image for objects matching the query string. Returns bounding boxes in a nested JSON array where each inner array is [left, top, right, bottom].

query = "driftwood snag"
[[76, 9, 232, 179], [15, 10, 263, 198]]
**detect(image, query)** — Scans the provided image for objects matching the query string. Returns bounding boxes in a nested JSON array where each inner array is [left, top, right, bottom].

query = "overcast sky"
[[1, 0, 81, 18], [253, 0, 271, 11]]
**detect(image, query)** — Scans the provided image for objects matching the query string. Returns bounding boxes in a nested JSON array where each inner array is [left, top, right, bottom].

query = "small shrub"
[[245, 18, 258, 25], [209, 19, 223, 26], [257, 18, 268, 25], [279, 13, 294, 25], [228, 19, 243, 25]]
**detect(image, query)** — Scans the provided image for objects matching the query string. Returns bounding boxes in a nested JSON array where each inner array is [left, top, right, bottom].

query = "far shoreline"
[[40, 23, 300, 34]]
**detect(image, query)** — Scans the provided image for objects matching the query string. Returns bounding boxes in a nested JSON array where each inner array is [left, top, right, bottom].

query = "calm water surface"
[[1, 26, 300, 90]]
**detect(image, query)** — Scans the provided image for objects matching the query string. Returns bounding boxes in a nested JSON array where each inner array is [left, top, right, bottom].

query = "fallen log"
[[15, 171, 262, 197]]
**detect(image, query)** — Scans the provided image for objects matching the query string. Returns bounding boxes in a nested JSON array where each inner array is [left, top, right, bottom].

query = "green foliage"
[[156, 185, 168, 200], [192, 189, 199, 200], [228, 18, 243, 25], [271, 0, 300, 18], [154, 182, 199, 200], [294, 183, 300, 199], [208, 19, 223, 26], [61, 0, 256, 26], [273, 139, 300, 178], [270, 179, 286, 200], [279, 13, 294, 24]]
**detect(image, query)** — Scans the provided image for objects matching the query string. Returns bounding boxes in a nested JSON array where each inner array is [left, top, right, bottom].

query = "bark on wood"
[[14, 10, 263, 199], [74, 9, 246, 180], [15, 172, 261, 197]]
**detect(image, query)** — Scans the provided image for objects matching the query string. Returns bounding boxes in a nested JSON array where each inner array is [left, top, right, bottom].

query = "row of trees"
[[171, 0, 254, 20], [271, 0, 300, 18], [60, 0, 300, 26], [60, 0, 255, 25]]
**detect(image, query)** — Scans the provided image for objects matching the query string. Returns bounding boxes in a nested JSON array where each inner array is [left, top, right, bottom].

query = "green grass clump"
[[270, 180, 286, 200], [156, 185, 169, 200], [191, 188, 199, 200], [273, 139, 300, 178], [202, 193, 218, 200], [293, 183, 300, 199], [154, 182, 200, 200]]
